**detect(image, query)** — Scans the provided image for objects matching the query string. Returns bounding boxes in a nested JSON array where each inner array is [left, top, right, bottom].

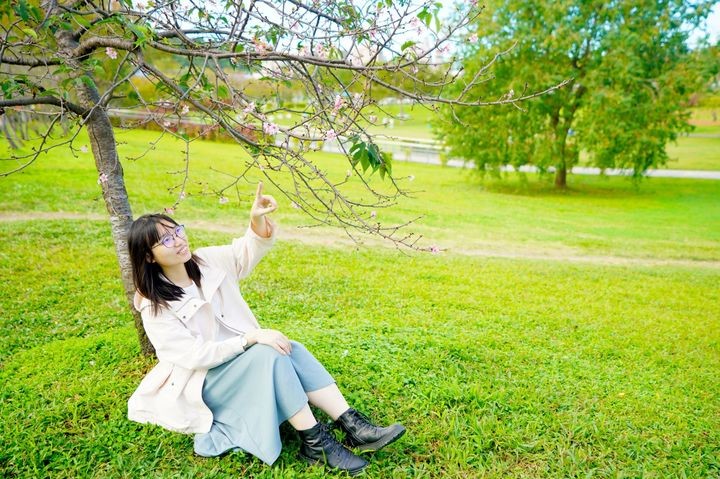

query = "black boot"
[[298, 422, 368, 475], [336, 408, 406, 452]]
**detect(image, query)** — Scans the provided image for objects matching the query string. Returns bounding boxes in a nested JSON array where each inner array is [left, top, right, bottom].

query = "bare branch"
[[0, 97, 87, 116]]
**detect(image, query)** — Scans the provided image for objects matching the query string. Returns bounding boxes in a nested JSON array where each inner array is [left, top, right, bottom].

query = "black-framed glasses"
[[152, 225, 186, 249]]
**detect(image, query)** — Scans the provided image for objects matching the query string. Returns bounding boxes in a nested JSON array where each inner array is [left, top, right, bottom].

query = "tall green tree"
[[436, 0, 715, 187]]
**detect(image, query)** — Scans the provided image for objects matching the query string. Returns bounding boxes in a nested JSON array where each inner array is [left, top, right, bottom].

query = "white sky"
[[689, 2, 720, 46]]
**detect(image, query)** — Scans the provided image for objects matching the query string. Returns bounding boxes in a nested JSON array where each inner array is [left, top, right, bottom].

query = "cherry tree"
[[0, 0, 562, 354]]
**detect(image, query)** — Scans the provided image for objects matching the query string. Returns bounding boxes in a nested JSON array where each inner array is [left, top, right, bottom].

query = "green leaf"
[[359, 151, 370, 172], [400, 41, 416, 51], [29, 5, 43, 22], [75, 15, 92, 29], [14, 0, 30, 22], [417, 9, 431, 27], [79, 76, 96, 89], [21, 27, 37, 39]]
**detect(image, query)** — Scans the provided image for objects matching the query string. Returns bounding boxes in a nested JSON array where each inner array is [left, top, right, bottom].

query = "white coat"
[[127, 225, 275, 433]]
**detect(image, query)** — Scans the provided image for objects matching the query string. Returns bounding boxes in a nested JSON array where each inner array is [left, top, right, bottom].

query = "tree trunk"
[[84, 99, 155, 356], [554, 164, 567, 188], [54, 31, 155, 356]]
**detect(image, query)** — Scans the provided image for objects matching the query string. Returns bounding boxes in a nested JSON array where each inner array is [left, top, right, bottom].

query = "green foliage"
[[349, 136, 393, 179], [436, 0, 715, 186]]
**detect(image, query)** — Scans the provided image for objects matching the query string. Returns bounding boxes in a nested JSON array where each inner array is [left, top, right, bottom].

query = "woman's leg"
[[286, 341, 404, 453], [285, 341, 350, 419], [306, 383, 350, 420], [287, 403, 317, 430]]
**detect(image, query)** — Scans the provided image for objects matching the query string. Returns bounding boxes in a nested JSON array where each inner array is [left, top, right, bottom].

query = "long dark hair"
[[128, 214, 203, 315]]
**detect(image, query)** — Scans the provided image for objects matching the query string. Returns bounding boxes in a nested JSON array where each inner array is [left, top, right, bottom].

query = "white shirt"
[[183, 282, 243, 341]]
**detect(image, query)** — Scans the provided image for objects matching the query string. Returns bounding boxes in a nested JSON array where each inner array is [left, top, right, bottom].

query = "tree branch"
[[0, 96, 87, 116]]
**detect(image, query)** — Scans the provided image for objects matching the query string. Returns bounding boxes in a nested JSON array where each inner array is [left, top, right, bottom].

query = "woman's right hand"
[[245, 328, 292, 355]]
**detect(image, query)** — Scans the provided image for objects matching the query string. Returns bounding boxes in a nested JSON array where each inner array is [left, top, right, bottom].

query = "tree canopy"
[[436, 0, 715, 187], [0, 0, 564, 354]]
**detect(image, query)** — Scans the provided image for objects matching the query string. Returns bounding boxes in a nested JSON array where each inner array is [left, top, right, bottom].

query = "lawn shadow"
[[455, 168, 658, 200]]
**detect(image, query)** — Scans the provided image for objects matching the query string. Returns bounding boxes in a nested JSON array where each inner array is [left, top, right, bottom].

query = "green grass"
[[1, 129, 719, 477], [666, 135, 720, 170], [1, 220, 719, 478], [2, 128, 720, 262]]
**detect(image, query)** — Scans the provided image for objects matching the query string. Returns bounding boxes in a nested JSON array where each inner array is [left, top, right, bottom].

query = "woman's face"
[[149, 221, 192, 269]]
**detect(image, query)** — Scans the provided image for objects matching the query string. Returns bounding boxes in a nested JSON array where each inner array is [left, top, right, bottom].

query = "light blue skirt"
[[193, 340, 335, 465]]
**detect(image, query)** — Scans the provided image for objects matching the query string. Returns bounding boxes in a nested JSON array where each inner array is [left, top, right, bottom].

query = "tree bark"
[[554, 164, 567, 188], [84, 96, 155, 356], [54, 30, 155, 356]]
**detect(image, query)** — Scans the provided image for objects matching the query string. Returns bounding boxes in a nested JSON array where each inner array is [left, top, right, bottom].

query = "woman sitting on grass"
[[126, 183, 405, 476]]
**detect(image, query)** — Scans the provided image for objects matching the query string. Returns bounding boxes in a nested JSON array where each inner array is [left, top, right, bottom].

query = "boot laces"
[[317, 424, 348, 457]]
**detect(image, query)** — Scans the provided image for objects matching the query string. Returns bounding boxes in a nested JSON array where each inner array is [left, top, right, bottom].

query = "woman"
[[126, 183, 405, 475]]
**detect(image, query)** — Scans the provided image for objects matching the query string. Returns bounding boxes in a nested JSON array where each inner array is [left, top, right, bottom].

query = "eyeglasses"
[[152, 225, 186, 249]]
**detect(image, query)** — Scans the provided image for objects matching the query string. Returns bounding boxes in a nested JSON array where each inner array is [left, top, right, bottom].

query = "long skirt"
[[193, 340, 335, 465]]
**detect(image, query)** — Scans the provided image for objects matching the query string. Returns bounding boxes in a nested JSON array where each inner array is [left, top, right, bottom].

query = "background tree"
[[436, 0, 715, 188], [0, 0, 564, 354]]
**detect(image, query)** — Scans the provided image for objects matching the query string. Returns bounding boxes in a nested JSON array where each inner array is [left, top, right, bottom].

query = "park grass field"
[[2, 129, 719, 263], [1, 129, 719, 478]]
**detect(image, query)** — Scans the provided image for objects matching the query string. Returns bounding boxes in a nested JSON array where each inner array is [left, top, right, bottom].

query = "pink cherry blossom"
[[410, 16, 423, 35], [263, 122, 279, 135], [164, 207, 175, 214], [180, 104, 190, 115], [290, 201, 300, 209], [324, 129, 337, 141], [253, 38, 271, 54], [333, 95, 344, 113], [429, 245, 440, 254], [243, 101, 256, 113], [80, 145, 89, 153], [468, 33, 479, 44], [219, 196, 229, 205], [408, 175, 415, 181], [106, 47, 118, 59], [370, 210, 377, 218], [97, 173, 109, 185]]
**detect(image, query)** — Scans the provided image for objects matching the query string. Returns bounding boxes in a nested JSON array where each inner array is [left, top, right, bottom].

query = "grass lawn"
[[2, 129, 720, 263], [666, 135, 720, 170], [1, 220, 719, 478], [1, 129, 719, 478]]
